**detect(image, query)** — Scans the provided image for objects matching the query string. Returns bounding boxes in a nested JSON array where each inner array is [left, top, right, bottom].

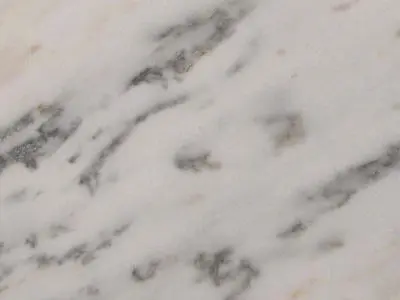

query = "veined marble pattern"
[[1, 0, 400, 299]]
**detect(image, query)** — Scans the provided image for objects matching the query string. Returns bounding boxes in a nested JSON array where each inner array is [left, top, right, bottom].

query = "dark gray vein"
[[0, 106, 81, 175], [79, 95, 188, 194], [278, 143, 400, 239], [126, 1, 254, 90]]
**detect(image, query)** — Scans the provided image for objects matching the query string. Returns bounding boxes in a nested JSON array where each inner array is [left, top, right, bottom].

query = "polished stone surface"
[[1, 0, 400, 299]]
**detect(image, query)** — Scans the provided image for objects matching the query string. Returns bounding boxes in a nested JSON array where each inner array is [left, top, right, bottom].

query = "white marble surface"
[[1, 0, 400, 299]]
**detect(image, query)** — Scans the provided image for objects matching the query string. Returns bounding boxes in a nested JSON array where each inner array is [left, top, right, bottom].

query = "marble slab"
[[1, 0, 400, 299]]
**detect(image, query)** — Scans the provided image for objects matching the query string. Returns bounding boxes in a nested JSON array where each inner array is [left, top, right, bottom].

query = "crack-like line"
[[79, 95, 189, 194], [278, 143, 400, 239]]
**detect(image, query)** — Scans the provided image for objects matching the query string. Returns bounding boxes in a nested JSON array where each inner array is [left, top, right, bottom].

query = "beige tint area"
[[0, 0, 65, 85]]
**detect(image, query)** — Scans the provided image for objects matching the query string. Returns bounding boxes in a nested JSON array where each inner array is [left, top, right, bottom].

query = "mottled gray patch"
[[36, 106, 64, 137], [132, 260, 160, 282], [35, 223, 132, 267], [193, 248, 259, 300], [79, 235, 123, 265], [165, 50, 193, 75], [225, 259, 259, 300], [126, 247, 258, 299], [263, 112, 305, 149], [6, 135, 46, 169], [0, 102, 62, 144], [174, 146, 221, 173], [81, 253, 97, 266], [25, 233, 38, 249], [0, 107, 81, 173], [34, 253, 58, 268], [127, 1, 254, 90], [156, 1, 250, 42], [58, 244, 88, 264], [194, 247, 234, 286]]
